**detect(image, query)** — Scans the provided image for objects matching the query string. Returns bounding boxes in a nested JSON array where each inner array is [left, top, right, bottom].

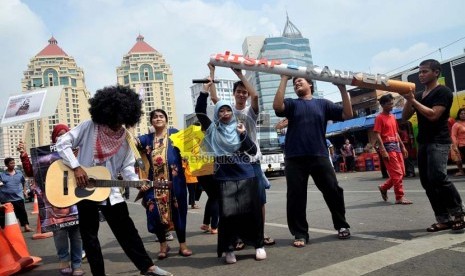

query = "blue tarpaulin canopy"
[[326, 108, 403, 136]]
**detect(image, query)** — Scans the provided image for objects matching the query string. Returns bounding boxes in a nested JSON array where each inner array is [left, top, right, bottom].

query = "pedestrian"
[[183, 158, 200, 209], [56, 85, 172, 276], [402, 59, 465, 232], [340, 139, 356, 172], [450, 108, 465, 176], [196, 82, 265, 263], [136, 109, 192, 260], [19, 124, 85, 276], [209, 63, 275, 247], [374, 94, 412, 205], [273, 75, 352, 246], [0, 157, 32, 232]]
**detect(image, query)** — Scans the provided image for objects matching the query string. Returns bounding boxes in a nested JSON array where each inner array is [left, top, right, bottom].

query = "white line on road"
[[298, 232, 465, 276], [265, 222, 406, 244]]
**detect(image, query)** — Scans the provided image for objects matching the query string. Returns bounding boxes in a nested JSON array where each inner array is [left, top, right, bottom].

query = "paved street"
[[17, 170, 465, 276]]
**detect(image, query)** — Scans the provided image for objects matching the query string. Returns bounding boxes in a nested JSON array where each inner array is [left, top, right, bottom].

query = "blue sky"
[[1, 0, 465, 126]]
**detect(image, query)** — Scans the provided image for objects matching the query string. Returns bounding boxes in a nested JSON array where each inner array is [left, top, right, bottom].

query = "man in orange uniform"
[[375, 94, 412, 205]]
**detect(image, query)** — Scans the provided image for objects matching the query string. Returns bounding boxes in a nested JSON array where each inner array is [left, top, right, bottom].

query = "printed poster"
[[30, 145, 79, 232]]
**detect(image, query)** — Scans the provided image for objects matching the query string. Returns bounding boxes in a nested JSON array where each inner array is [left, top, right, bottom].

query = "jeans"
[[53, 225, 83, 269], [285, 156, 350, 240], [417, 143, 464, 223]]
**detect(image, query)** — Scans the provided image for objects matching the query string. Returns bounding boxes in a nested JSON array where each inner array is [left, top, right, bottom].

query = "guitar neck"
[[93, 180, 171, 188]]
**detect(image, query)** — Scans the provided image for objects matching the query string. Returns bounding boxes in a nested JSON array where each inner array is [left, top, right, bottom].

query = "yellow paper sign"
[[169, 125, 214, 176]]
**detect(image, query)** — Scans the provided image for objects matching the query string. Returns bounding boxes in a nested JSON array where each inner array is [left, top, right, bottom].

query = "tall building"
[[1, 37, 91, 164], [117, 35, 177, 135], [185, 79, 236, 127], [243, 15, 317, 126]]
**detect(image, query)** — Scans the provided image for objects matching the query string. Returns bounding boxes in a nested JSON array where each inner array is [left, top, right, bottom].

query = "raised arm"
[[195, 81, 213, 130], [336, 84, 353, 120], [273, 75, 291, 114], [208, 63, 219, 104]]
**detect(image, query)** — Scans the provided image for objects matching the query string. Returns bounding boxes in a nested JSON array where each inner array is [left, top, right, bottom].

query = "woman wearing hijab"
[[195, 80, 265, 264]]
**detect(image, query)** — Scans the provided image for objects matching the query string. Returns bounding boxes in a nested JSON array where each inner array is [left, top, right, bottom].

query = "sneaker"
[[225, 252, 236, 264], [165, 232, 174, 241], [255, 247, 266, 261]]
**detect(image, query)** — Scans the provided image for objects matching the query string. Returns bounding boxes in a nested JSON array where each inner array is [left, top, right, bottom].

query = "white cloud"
[[1, 0, 465, 123]]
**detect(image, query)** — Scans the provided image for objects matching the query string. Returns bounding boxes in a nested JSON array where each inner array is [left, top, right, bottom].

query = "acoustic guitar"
[[46, 160, 171, 208]]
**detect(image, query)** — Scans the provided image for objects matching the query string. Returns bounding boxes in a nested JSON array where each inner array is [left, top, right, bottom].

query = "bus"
[[257, 125, 285, 176]]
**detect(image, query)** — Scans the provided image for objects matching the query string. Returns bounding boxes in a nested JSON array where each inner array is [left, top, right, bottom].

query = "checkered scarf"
[[93, 124, 126, 164]]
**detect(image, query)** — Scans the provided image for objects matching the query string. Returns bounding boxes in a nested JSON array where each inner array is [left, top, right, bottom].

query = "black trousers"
[[198, 175, 219, 229], [285, 156, 350, 240], [0, 199, 29, 228], [77, 200, 154, 276]]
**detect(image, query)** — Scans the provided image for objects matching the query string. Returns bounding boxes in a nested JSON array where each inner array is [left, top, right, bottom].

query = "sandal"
[[60, 262, 72, 275], [178, 248, 192, 257], [378, 186, 388, 201], [263, 235, 275, 246], [426, 222, 452, 232], [210, 228, 218, 234], [292, 238, 307, 248], [72, 268, 85, 276], [200, 224, 210, 233], [157, 245, 170, 260], [395, 198, 413, 205], [234, 239, 245, 251], [338, 228, 351, 239], [452, 215, 465, 231]]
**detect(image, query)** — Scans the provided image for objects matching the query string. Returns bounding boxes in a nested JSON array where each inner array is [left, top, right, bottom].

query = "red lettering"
[[215, 51, 231, 61], [257, 58, 269, 67], [243, 56, 256, 66], [270, 59, 282, 68], [230, 54, 242, 64]]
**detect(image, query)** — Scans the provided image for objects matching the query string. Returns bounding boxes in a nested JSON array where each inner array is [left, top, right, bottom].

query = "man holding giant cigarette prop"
[[210, 51, 416, 94], [208, 63, 275, 248], [402, 59, 465, 232], [273, 76, 352, 247]]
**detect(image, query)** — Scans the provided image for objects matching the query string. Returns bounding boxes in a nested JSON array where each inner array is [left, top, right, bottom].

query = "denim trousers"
[[285, 156, 350, 240], [417, 143, 464, 223], [53, 225, 82, 269]]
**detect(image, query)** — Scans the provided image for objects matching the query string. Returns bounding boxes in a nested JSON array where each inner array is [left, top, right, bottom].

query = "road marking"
[[298, 232, 465, 276], [265, 222, 406, 244]]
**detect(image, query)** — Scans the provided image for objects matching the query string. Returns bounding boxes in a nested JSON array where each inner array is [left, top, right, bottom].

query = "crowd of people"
[[1, 58, 465, 276]]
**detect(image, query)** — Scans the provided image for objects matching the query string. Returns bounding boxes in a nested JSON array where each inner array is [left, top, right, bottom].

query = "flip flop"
[[292, 238, 307, 248], [338, 228, 351, 239], [264, 235, 275, 246]]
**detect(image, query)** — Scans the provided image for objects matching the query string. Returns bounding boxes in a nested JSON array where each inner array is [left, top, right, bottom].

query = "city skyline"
[[1, 0, 465, 126]]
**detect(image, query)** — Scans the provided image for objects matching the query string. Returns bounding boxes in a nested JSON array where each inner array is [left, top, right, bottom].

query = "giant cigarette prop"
[[210, 51, 415, 94]]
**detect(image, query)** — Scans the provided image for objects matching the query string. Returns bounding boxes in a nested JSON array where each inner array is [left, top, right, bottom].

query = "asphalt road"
[[16, 170, 465, 276]]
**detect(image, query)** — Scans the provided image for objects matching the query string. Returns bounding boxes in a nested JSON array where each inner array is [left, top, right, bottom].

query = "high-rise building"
[[185, 79, 236, 127], [117, 35, 177, 135], [1, 37, 91, 164], [243, 15, 319, 126]]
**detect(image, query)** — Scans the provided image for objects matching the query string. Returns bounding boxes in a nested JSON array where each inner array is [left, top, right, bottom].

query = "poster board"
[[0, 86, 64, 127], [30, 144, 79, 232]]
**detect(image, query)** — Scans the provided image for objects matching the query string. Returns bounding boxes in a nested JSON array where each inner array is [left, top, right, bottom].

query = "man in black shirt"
[[402, 59, 465, 232]]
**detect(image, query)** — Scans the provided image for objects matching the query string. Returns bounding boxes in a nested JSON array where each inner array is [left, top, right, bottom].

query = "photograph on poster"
[[1, 90, 46, 124]]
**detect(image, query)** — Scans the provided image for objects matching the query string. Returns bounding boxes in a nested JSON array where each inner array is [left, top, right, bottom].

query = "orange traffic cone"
[[31, 194, 39, 215], [0, 227, 21, 276], [32, 214, 53, 240], [3, 203, 41, 268]]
